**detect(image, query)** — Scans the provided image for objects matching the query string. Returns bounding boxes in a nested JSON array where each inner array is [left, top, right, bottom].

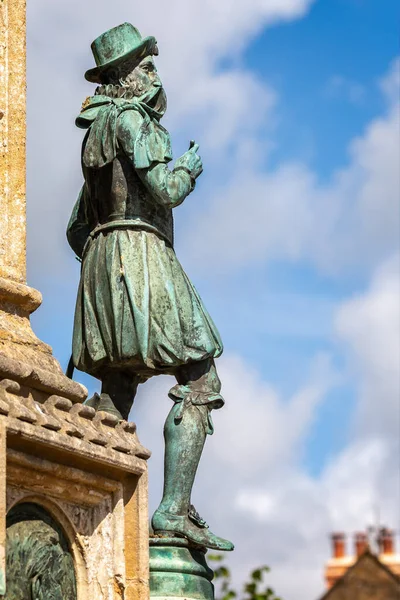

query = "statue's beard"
[[95, 81, 167, 117]]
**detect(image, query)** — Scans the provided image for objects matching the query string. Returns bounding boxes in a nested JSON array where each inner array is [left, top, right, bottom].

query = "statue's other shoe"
[[152, 509, 234, 552], [84, 392, 101, 410], [96, 393, 124, 421]]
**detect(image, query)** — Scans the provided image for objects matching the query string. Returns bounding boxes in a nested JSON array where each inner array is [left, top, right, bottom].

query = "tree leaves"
[[209, 555, 282, 600]]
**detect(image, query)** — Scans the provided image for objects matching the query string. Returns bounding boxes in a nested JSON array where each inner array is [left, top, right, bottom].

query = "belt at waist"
[[82, 218, 172, 259]]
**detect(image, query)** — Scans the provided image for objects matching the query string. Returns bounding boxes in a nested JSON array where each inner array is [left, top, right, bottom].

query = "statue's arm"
[[66, 184, 91, 259], [118, 111, 202, 208], [137, 162, 194, 208]]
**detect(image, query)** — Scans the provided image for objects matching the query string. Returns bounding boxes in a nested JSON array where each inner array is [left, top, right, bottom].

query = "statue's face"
[[130, 56, 161, 94], [124, 56, 167, 113]]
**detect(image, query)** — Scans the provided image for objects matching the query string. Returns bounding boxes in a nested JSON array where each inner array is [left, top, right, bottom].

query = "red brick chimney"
[[354, 532, 368, 557], [325, 528, 400, 589], [379, 528, 394, 555], [379, 528, 400, 577], [325, 533, 354, 588], [331, 532, 346, 558]]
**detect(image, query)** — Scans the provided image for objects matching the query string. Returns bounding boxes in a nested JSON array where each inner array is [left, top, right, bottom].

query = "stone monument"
[[67, 21, 234, 600], [0, 5, 151, 599]]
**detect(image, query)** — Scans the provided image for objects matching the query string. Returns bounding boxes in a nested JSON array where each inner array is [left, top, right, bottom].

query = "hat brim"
[[85, 36, 157, 83]]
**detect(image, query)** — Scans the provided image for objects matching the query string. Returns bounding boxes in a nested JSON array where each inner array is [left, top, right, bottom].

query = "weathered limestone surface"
[[0, 337, 152, 599], [0, 377, 151, 599], [0, 376, 150, 467], [0, 0, 77, 377], [0, 0, 26, 283]]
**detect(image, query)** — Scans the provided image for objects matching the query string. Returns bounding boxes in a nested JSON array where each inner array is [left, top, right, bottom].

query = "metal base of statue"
[[150, 536, 214, 600]]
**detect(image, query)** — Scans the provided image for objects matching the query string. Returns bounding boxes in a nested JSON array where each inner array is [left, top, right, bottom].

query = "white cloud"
[[228, 256, 400, 598], [241, 434, 397, 591], [184, 58, 400, 277], [182, 163, 318, 271], [234, 435, 398, 598], [172, 69, 276, 152], [335, 253, 400, 438], [204, 353, 335, 479], [29, 0, 315, 66]]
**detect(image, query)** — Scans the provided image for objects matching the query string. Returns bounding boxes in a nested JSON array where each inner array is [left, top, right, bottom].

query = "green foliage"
[[209, 555, 282, 600]]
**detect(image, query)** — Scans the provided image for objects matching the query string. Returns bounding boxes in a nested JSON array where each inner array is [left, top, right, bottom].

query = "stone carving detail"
[[0, 371, 150, 468], [65, 504, 92, 538], [0, 354, 85, 404], [5, 477, 129, 600], [6, 486, 25, 512]]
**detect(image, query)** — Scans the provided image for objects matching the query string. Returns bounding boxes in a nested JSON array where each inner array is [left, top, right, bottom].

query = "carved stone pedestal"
[[149, 537, 214, 600], [0, 373, 151, 599]]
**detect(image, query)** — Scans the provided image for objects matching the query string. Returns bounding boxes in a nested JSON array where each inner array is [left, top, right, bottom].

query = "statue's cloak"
[[68, 96, 223, 379]]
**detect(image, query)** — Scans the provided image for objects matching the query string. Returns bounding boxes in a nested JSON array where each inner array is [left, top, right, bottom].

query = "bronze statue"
[[67, 23, 233, 552]]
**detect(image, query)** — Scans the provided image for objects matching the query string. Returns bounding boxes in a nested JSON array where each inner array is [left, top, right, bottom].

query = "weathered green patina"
[[5, 503, 76, 599], [150, 537, 214, 600], [68, 23, 234, 553]]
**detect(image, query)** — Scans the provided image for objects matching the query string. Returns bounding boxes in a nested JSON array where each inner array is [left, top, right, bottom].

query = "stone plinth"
[[0, 372, 151, 599], [149, 537, 214, 600]]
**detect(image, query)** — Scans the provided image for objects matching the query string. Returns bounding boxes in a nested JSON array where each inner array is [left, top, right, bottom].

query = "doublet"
[[67, 94, 223, 378], [82, 151, 174, 247]]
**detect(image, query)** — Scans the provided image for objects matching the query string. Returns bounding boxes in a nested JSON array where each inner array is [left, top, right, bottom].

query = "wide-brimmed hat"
[[85, 22, 158, 83]]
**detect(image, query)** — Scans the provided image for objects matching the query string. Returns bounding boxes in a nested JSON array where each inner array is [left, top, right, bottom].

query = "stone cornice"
[[0, 377, 151, 474]]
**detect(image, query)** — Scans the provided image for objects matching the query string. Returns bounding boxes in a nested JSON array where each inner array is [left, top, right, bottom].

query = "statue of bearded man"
[[67, 23, 233, 552]]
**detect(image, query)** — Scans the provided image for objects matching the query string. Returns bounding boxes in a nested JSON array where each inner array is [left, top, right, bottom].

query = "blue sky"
[[27, 1, 399, 597], [245, 0, 399, 175]]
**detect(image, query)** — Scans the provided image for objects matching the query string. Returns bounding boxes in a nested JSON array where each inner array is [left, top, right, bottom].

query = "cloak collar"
[[76, 95, 172, 169]]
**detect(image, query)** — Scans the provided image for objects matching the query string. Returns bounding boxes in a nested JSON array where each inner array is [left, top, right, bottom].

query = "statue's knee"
[[196, 404, 215, 435], [207, 363, 222, 394], [176, 358, 221, 393]]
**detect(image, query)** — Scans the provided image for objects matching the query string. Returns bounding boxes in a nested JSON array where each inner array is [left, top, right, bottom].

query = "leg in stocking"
[[152, 359, 233, 551], [98, 370, 141, 421]]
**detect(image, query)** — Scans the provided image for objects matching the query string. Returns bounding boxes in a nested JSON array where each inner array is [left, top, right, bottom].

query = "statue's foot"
[[152, 508, 234, 552], [84, 392, 100, 410], [96, 393, 124, 421]]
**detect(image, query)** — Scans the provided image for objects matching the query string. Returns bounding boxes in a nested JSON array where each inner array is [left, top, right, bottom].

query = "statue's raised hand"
[[174, 141, 203, 181]]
